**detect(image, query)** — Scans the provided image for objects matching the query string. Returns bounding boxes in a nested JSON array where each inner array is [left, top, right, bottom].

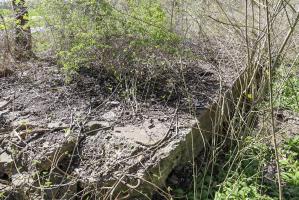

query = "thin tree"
[[12, 0, 33, 60]]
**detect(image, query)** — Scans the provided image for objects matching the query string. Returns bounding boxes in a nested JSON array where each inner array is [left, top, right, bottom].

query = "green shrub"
[[35, 0, 179, 78], [126, 0, 178, 47]]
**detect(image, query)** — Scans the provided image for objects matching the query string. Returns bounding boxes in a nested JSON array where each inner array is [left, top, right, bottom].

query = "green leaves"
[[173, 135, 299, 200], [273, 66, 299, 112], [39, 0, 180, 80], [215, 175, 272, 200], [277, 136, 299, 199], [127, 0, 179, 47], [15, 0, 22, 5]]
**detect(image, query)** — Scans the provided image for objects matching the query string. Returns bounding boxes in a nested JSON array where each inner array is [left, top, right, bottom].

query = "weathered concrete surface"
[[72, 67, 258, 199], [140, 67, 257, 193], [0, 149, 13, 177], [0, 52, 256, 199]]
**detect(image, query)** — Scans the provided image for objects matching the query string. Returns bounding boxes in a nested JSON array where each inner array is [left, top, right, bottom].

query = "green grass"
[[274, 65, 299, 112], [173, 136, 299, 200], [173, 65, 299, 200]]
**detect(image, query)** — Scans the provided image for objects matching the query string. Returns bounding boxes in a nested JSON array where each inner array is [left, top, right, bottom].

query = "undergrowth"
[[172, 135, 299, 200], [35, 0, 180, 78], [171, 66, 299, 199], [274, 65, 299, 112]]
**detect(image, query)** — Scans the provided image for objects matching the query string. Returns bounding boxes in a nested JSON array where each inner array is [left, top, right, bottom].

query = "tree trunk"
[[12, 0, 32, 60]]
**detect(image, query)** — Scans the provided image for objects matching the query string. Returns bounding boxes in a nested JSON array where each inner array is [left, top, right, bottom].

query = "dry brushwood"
[[0, 67, 13, 78]]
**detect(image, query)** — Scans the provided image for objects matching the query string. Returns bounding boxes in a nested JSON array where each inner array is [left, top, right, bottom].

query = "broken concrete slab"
[[19, 132, 78, 171], [0, 50, 260, 199], [112, 117, 196, 145], [72, 66, 261, 199], [0, 149, 14, 178]]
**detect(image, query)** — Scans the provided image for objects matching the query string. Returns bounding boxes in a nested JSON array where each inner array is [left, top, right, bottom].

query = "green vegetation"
[[171, 67, 299, 199], [214, 136, 299, 200], [280, 136, 299, 199], [274, 66, 299, 112], [1, 0, 299, 199], [35, 0, 179, 77], [172, 135, 299, 199], [0, 8, 12, 16], [0, 8, 14, 30]]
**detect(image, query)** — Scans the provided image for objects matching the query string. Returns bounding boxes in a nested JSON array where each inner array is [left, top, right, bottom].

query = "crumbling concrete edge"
[[135, 65, 263, 198]]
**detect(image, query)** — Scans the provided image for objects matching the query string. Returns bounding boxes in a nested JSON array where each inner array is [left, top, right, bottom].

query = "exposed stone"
[[84, 121, 110, 136], [12, 173, 34, 188], [47, 122, 68, 129], [35, 137, 76, 171], [113, 119, 170, 145], [0, 150, 14, 178], [112, 118, 196, 145], [106, 101, 120, 107], [102, 111, 117, 121], [0, 100, 9, 110]]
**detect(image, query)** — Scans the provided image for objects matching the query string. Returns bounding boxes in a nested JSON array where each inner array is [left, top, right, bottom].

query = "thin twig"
[[265, 1, 283, 199]]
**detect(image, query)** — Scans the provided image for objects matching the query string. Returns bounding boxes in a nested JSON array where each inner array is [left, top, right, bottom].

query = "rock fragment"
[[12, 173, 34, 189], [84, 121, 110, 136], [47, 122, 68, 129], [0, 100, 9, 110], [102, 111, 117, 121], [0, 150, 14, 178], [34, 137, 77, 171], [106, 101, 120, 107]]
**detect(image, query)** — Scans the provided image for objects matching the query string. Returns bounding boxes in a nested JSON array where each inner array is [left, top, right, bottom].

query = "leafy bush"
[[36, 0, 179, 77], [126, 0, 178, 47]]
